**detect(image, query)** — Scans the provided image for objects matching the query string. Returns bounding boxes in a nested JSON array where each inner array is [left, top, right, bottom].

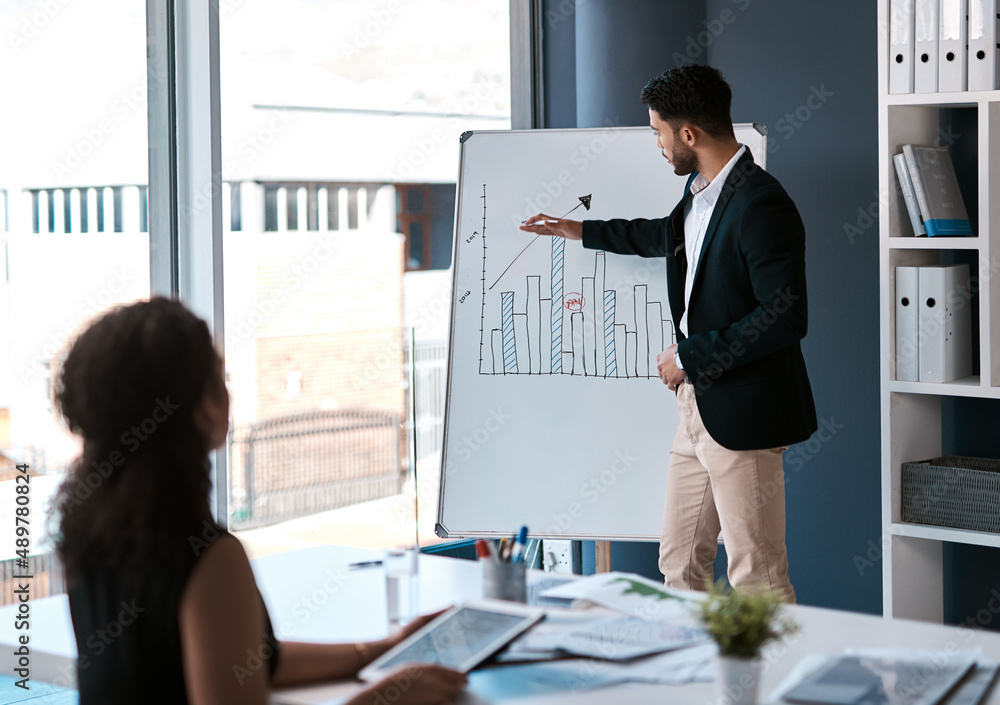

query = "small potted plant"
[[696, 580, 799, 705]]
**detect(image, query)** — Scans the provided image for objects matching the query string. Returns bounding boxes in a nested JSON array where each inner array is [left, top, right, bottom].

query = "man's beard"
[[667, 139, 698, 176]]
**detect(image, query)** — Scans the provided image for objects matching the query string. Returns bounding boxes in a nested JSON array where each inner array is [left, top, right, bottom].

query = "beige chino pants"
[[658, 380, 796, 603]]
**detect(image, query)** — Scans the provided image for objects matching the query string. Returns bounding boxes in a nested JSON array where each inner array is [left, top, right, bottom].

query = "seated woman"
[[52, 297, 466, 705]]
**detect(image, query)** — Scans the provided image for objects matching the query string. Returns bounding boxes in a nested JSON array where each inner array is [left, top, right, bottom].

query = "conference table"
[[2, 544, 1000, 704]]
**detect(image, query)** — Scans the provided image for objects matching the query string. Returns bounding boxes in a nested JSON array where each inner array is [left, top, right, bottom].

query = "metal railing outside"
[[405, 339, 448, 473], [0, 553, 64, 606], [228, 408, 403, 530]]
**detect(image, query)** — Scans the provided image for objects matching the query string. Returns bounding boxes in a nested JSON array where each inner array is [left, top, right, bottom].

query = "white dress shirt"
[[678, 144, 746, 340]]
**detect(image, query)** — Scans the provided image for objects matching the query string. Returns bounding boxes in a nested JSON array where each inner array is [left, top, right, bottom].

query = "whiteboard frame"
[[436, 124, 768, 541]]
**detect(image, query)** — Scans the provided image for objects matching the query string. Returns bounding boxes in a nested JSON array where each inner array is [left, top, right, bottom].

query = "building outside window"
[[0, 0, 510, 602], [0, 0, 152, 602]]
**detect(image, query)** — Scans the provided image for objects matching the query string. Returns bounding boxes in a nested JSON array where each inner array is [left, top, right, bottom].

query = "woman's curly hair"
[[52, 297, 220, 581]]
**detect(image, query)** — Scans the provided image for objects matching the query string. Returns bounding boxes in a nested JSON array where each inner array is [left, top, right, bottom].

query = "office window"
[[261, 182, 380, 232], [397, 184, 433, 271], [0, 0, 151, 603], [219, 0, 510, 556]]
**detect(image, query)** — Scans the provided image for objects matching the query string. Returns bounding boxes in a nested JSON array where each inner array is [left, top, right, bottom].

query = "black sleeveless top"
[[66, 527, 280, 704]]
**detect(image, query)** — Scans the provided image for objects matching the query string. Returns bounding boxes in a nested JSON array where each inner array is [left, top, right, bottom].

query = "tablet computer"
[[358, 599, 545, 681]]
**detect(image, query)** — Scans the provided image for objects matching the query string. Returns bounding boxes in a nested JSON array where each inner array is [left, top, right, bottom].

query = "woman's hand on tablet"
[[356, 664, 467, 705]]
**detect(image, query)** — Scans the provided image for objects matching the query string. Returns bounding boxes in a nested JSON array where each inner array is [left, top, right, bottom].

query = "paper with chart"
[[438, 125, 768, 540], [539, 571, 696, 620]]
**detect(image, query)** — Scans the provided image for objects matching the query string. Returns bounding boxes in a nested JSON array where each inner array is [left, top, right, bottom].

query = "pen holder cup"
[[482, 560, 527, 603]]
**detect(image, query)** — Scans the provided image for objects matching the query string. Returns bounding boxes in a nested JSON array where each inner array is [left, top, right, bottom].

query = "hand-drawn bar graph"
[[477, 185, 675, 379]]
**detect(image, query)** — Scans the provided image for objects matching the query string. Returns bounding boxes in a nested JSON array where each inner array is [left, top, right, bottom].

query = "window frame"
[[146, 0, 531, 529], [397, 184, 433, 271], [147, 0, 228, 524], [510, 0, 543, 130]]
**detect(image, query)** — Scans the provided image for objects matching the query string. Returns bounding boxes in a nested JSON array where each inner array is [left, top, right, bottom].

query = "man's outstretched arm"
[[520, 214, 667, 257]]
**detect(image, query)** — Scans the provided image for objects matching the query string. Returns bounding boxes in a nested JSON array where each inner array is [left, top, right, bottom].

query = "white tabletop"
[[273, 598, 1000, 705], [4, 545, 1000, 705]]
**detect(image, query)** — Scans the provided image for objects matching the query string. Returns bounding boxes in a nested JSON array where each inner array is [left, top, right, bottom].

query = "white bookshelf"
[[879, 3, 1000, 621]]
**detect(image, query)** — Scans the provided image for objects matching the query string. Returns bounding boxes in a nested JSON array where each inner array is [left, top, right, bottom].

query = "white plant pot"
[[715, 655, 762, 705]]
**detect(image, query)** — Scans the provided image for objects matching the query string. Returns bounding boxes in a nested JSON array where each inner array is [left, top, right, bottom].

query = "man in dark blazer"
[[520, 65, 816, 602]]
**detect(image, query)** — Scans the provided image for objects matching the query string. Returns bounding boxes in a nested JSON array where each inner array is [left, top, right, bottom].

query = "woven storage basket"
[[901, 455, 1000, 533]]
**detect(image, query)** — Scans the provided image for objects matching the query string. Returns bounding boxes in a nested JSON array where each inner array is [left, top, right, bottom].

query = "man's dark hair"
[[640, 65, 736, 141]]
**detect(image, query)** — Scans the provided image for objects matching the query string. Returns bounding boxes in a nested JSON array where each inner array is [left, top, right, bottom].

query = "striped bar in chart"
[[550, 237, 565, 373], [604, 290, 617, 378], [501, 291, 516, 373]]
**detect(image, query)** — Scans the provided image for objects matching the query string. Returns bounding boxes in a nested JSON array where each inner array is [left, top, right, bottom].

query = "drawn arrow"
[[488, 195, 594, 291], [567, 194, 591, 214]]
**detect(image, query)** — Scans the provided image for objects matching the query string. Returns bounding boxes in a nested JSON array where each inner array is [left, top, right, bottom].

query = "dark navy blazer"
[[581, 149, 817, 451]]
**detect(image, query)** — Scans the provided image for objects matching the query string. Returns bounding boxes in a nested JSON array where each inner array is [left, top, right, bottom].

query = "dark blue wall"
[[542, 0, 576, 129], [574, 0, 704, 129], [549, 0, 886, 616], [705, 0, 882, 614]]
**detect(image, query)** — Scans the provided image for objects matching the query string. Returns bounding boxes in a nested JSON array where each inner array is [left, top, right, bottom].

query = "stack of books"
[[893, 144, 972, 237]]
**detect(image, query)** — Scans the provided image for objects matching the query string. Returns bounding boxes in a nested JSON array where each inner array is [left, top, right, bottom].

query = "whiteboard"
[[437, 125, 767, 541]]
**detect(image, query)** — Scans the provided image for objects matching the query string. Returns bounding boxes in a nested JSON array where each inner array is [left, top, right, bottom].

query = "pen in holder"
[[482, 559, 527, 603]]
